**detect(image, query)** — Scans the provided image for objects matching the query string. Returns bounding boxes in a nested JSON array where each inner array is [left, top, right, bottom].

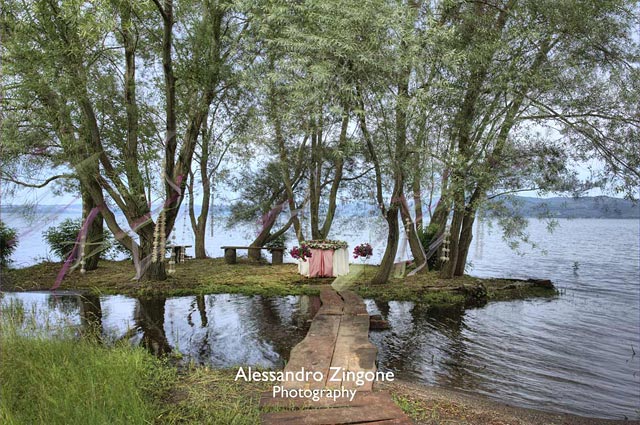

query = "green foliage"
[[417, 222, 442, 271], [42, 218, 127, 262], [0, 316, 175, 425], [264, 233, 286, 252], [43, 219, 84, 261], [0, 221, 18, 267]]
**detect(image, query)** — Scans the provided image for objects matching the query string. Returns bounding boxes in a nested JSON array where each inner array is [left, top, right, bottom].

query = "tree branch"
[[1, 173, 74, 188]]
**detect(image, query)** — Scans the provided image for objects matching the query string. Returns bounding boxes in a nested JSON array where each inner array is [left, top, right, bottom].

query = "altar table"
[[298, 247, 349, 278]]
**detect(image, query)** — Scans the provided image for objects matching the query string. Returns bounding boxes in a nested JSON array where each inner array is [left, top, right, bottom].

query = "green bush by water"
[[0, 220, 18, 267]]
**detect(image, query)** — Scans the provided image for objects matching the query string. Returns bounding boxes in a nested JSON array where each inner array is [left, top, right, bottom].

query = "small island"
[[1, 0, 638, 424]]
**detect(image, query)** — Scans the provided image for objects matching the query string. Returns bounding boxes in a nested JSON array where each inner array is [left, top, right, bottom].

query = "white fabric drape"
[[298, 260, 310, 277], [332, 247, 349, 276]]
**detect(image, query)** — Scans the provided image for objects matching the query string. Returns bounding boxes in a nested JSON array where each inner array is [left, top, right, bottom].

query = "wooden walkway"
[[260, 286, 412, 424]]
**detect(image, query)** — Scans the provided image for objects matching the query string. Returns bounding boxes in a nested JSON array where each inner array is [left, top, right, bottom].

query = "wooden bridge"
[[260, 286, 412, 424]]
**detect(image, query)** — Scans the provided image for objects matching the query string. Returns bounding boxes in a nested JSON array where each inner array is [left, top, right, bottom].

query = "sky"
[[1, 159, 611, 210]]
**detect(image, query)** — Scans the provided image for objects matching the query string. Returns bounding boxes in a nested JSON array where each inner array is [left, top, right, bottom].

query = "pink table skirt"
[[308, 249, 334, 278]]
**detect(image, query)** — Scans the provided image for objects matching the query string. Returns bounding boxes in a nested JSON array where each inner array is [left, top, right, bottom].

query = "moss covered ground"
[[3, 258, 556, 307]]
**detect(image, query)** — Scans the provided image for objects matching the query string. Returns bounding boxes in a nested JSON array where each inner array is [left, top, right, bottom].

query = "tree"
[[425, 0, 640, 278], [1, 0, 233, 280]]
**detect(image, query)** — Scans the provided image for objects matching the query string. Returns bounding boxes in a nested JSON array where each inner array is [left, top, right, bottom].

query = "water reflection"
[[366, 299, 640, 420], [2, 290, 638, 419], [1, 292, 319, 369]]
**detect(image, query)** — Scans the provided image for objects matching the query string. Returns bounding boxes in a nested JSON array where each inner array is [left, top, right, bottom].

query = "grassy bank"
[[0, 300, 271, 425], [0, 330, 173, 424], [3, 258, 556, 306], [349, 265, 557, 306], [3, 258, 332, 297]]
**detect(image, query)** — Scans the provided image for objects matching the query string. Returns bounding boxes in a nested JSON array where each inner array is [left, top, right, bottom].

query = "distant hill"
[[490, 196, 639, 219], [2, 196, 637, 219]]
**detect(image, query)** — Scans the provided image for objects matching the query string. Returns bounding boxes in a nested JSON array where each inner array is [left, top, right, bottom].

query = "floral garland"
[[290, 244, 312, 262], [301, 239, 348, 250]]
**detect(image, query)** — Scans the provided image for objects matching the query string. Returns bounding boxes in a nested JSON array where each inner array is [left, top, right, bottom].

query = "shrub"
[[43, 218, 127, 261], [417, 222, 442, 270], [0, 220, 18, 267], [264, 233, 286, 254]]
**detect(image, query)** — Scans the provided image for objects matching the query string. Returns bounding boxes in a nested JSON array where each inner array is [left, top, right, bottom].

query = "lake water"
[[1, 212, 639, 419]]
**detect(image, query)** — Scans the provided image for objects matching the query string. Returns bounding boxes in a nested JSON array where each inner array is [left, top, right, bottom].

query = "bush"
[[0, 220, 18, 267], [264, 233, 286, 254], [417, 222, 442, 271], [43, 218, 127, 262]]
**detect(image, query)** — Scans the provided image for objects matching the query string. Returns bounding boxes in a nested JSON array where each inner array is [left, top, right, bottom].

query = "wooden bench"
[[166, 245, 192, 263], [221, 246, 284, 265]]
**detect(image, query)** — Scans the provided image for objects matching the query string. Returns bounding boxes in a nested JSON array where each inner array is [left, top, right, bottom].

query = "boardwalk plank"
[[261, 403, 407, 425], [260, 285, 411, 425], [339, 290, 369, 316], [259, 390, 394, 409], [317, 287, 344, 315]]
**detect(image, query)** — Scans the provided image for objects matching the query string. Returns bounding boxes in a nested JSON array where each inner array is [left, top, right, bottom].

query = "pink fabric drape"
[[308, 248, 334, 278]]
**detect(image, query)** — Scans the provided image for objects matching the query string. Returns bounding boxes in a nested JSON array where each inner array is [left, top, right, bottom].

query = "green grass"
[[4, 258, 331, 297], [4, 258, 555, 306], [0, 329, 175, 424], [0, 303, 276, 425], [158, 366, 271, 424]]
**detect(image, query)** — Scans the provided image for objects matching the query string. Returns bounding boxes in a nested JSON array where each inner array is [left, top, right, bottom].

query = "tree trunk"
[[454, 206, 476, 276], [371, 207, 400, 285], [140, 230, 166, 281], [440, 183, 464, 279], [412, 172, 423, 230], [80, 181, 103, 271], [399, 199, 426, 269]]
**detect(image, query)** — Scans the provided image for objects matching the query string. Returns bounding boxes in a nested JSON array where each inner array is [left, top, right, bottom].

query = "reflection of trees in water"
[[374, 301, 475, 389], [79, 294, 103, 341], [247, 295, 320, 364], [135, 297, 172, 356], [188, 295, 212, 362], [47, 295, 80, 316]]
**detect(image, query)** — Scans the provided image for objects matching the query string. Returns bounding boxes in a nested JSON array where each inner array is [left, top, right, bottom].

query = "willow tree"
[[2, 0, 231, 280], [422, 0, 640, 278], [178, 0, 249, 259], [242, 0, 382, 243]]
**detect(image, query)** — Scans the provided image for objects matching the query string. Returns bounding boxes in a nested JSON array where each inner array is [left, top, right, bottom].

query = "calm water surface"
[[1, 216, 639, 419]]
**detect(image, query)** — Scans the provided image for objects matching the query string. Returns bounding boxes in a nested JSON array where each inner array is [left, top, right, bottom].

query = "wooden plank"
[[317, 287, 344, 316], [260, 390, 393, 409], [327, 314, 377, 391], [283, 314, 341, 389], [261, 403, 408, 425], [358, 419, 413, 425], [339, 290, 368, 316]]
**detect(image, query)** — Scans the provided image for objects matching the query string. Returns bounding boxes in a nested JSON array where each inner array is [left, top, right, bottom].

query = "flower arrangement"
[[302, 239, 348, 250], [290, 244, 312, 262], [353, 243, 373, 259]]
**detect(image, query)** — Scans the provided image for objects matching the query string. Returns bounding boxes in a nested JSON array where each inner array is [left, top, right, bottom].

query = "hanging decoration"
[[440, 225, 451, 262], [79, 233, 87, 274], [182, 188, 190, 246], [168, 232, 177, 274], [152, 209, 167, 263]]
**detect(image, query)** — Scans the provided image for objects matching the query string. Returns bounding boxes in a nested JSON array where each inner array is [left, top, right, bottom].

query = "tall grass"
[[0, 301, 175, 425]]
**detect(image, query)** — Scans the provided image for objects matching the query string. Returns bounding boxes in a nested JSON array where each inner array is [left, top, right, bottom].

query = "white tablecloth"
[[332, 247, 349, 276], [297, 247, 349, 277]]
